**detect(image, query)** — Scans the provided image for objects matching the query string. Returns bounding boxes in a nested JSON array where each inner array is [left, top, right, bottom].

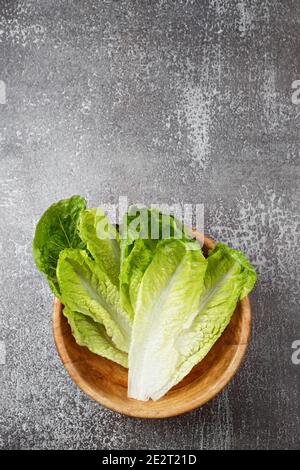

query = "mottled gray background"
[[0, 0, 299, 450]]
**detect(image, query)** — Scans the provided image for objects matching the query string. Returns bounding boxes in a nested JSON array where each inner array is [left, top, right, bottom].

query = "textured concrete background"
[[0, 0, 299, 450]]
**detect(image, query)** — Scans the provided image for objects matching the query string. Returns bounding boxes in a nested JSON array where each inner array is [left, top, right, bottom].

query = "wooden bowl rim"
[[52, 232, 251, 418]]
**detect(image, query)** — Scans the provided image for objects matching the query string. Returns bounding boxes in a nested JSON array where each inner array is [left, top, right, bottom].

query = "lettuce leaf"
[[129, 242, 256, 401], [164, 243, 257, 396], [63, 306, 128, 368], [128, 238, 208, 401], [120, 206, 191, 318], [57, 249, 131, 352], [119, 239, 154, 320], [79, 208, 120, 287], [32, 196, 86, 298]]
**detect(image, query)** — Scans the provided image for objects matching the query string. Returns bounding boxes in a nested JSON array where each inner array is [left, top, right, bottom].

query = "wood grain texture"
[[52, 233, 251, 418]]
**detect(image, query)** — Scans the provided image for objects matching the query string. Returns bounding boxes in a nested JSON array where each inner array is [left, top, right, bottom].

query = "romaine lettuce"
[[79, 208, 120, 288], [128, 242, 256, 400], [63, 306, 128, 368], [33, 197, 257, 402], [128, 238, 208, 401], [119, 206, 192, 318], [32, 196, 86, 298], [162, 243, 256, 398], [57, 249, 131, 352]]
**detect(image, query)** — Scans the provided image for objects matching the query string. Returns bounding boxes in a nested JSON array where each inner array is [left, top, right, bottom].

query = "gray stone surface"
[[0, 0, 299, 450]]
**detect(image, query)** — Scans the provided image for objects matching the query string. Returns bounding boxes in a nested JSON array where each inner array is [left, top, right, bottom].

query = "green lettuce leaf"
[[128, 238, 208, 401], [32, 196, 86, 298], [63, 306, 128, 368], [159, 243, 256, 399], [120, 205, 190, 255], [57, 248, 131, 352], [119, 239, 154, 320], [79, 208, 120, 287], [120, 206, 191, 318], [129, 242, 256, 401]]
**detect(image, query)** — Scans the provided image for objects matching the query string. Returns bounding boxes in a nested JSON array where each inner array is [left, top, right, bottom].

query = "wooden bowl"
[[52, 232, 251, 418]]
